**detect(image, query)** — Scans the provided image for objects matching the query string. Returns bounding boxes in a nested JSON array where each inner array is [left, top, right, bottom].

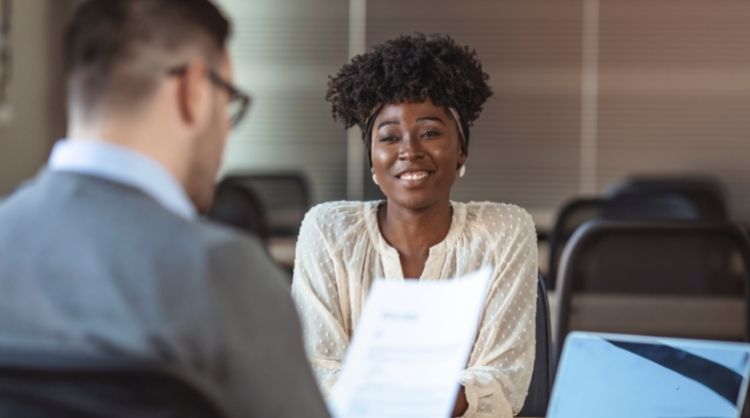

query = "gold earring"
[[458, 165, 466, 178]]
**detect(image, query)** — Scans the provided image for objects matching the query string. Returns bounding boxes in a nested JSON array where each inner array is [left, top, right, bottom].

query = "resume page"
[[329, 267, 492, 418]]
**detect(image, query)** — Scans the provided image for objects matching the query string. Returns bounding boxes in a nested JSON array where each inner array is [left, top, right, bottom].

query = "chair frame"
[[518, 273, 553, 417], [547, 197, 603, 288], [553, 220, 750, 360], [220, 171, 311, 237], [605, 176, 729, 220]]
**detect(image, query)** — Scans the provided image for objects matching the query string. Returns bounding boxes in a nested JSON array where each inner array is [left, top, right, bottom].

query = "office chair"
[[547, 197, 603, 289], [599, 192, 701, 221], [605, 175, 728, 221], [208, 179, 270, 242], [547, 188, 723, 290], [553, 220, 750, 359], [0, 349, 235, 418], [220, 172, 311, 238], [518, 273, 553, 417]]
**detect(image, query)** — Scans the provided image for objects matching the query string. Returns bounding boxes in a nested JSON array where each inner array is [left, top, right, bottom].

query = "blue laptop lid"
[[547, 332, 750, 418]]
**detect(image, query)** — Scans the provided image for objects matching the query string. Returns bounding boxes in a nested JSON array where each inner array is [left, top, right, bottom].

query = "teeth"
[[400, 171, 429, 181]]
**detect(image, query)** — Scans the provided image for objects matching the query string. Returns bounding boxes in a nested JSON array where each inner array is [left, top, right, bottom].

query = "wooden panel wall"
[[364, 0, 584, 213]]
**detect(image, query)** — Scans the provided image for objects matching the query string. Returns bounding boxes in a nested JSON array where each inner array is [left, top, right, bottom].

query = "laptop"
[[547, 332, 750, 418]]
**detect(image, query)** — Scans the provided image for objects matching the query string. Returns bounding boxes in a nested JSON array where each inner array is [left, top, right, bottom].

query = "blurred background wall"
[[218, 0, 750, 224], [216, 0, 351, 204], [0, 0, 69, 195], [2, 0, 750, 223]]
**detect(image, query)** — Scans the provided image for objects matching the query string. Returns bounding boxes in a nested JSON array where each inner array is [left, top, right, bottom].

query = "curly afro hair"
[[325, 33, 493, 158]]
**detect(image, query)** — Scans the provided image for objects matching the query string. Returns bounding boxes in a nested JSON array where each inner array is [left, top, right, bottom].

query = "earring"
[[372, 173, 379, 185], [458, 165, 466, 178]]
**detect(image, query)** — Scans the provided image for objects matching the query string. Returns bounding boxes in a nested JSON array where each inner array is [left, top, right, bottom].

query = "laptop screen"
[[548, 332, 750, 418]]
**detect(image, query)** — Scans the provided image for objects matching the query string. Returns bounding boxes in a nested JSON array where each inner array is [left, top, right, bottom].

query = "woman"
[[291, 34, 537, 418]]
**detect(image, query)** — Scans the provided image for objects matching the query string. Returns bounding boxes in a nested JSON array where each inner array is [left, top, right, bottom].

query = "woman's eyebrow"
[[377, 115, 445, 129], [377, 120, 399, 129], [416, 116, 446, 125]]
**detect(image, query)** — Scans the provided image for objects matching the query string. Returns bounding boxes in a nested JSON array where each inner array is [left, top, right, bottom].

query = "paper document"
[[329, 267, 492, 418]]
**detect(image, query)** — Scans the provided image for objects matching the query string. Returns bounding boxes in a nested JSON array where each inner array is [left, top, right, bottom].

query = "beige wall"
[[216, 0, 350, 204], [0, 0, 67, 195], [364, 0, 750, 222]]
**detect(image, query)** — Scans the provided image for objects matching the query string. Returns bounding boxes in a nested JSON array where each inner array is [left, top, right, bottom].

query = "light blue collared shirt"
[[48, 139, 197, 219]]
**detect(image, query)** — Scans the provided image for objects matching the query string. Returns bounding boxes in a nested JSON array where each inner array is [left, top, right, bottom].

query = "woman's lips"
[[398, 171, 430, 181], [396, 170, 433, 187]]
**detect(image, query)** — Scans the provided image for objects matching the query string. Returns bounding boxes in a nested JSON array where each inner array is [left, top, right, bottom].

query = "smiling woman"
[[291, 34, 538, 418]]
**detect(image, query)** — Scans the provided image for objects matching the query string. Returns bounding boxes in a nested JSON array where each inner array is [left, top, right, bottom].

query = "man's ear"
[[176, 60, 209, 128]]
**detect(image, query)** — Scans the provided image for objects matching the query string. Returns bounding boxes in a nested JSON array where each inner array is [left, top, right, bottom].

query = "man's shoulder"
[[0, 171, 259, 257], [0, 173, 47, 214], [189, 218, 266, 254]]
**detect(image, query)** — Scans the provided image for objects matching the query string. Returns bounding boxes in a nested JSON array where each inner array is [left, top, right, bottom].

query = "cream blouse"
[[291, 200, 538, 417]]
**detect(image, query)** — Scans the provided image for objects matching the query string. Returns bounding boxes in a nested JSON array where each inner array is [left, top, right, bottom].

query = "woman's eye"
[[422, 130, 441, 138], [378, 136, 399, 143]]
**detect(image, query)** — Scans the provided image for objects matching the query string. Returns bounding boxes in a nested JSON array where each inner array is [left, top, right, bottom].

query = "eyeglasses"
[[167, 66, 252, 129]]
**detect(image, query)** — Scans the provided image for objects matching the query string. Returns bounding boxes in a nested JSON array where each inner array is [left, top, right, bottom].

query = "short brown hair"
[[65, 0, 231, 112]]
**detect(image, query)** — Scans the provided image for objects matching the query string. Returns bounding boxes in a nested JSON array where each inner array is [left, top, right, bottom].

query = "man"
[[0, 1, 330, 417]]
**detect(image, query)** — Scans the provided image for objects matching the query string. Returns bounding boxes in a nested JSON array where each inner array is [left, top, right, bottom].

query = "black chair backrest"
[[605, 176, 728, 221], [0, 350, 233, 418], [547, 198, 604, 289], [547, 177, 728, 290], [220, 172, 310, 237], [518, 274, 553, 417], [553, 220, 750, 359], [600, 192, 702, 221], [208, 179, 270, 242]]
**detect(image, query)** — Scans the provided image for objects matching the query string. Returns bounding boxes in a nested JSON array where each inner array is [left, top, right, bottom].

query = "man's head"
[[65, 0, 244, 213]]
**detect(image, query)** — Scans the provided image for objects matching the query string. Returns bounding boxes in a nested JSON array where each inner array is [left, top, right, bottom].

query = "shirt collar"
[[48, 138, 197, 219]]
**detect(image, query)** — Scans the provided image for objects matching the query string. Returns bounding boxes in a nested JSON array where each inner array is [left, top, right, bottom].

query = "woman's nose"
[[398, 134, 424, 160]]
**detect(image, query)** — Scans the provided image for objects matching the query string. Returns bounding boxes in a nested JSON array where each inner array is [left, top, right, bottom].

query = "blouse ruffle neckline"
[[361, 200, 468, 279]]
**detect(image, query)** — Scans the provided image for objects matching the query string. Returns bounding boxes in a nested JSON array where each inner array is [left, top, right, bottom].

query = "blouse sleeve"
[[290, 206, 350, 396], [458, 207, 538, 418]]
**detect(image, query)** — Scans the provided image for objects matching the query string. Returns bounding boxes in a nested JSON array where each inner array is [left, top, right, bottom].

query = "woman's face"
[[371, 99, 466, 212]]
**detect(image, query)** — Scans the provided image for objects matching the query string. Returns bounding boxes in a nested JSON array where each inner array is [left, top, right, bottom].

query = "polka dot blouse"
[[291, 200, 538, 418]]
